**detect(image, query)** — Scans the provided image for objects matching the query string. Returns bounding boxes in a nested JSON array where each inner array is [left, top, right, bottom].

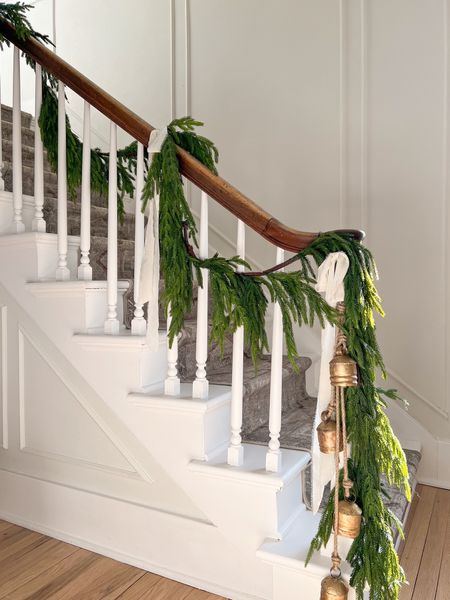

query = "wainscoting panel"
[[0, 305, 7, 450], [0, 292, 163, 508], [17, 327, 135, 473]]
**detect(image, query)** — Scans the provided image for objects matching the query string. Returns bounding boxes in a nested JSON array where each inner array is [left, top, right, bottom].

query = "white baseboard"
[[415, 477, 450, 491]]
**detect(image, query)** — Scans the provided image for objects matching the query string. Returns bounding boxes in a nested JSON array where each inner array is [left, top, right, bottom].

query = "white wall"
[[10, 1, 450, 443]]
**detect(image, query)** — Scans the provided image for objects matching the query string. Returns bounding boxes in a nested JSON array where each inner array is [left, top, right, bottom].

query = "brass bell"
[[317, 416, 344, 454], [337, 499, 362, 539], [320, 575, 349, 600], [330, 353, 358, 388]]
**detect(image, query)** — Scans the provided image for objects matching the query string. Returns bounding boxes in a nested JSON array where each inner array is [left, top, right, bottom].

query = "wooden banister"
[[0, 19, 364, 252]]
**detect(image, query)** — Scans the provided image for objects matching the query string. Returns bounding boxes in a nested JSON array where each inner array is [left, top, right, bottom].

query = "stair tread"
[[1, 103, 33, 125], [189, 443, 310, 488], [206, 354, 311, 387], [244, 396, 316, 450]]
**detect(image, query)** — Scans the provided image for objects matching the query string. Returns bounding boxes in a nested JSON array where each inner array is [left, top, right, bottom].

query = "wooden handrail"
[[0, 19, 364, 251]]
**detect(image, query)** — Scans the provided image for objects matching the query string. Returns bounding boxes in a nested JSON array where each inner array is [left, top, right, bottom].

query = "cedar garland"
[[0, 4, 411, 598], [142, 118, 337, 366], [38, 72, 140, 220]]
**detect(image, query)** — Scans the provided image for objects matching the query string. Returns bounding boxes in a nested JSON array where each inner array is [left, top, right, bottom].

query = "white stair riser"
[[0, 191, 36, 234], [129, 387, 231, 461], [28, 285, 127, 333], [0, 231, 79, 281]]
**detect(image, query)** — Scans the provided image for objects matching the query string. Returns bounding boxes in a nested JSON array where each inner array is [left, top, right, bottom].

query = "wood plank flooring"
[[0, 521, 225, 599], [400, 484, 450, 600]]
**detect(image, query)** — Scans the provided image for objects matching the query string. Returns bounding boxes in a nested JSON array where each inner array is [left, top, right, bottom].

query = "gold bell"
[[320, 575, 349, 600], [317, 416, 344, 454], [330, 353, 358, 388], [337, 499, 362, 539]]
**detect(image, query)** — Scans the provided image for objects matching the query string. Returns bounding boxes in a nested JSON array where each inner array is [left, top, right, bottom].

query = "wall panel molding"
[[388, 367, 449, 420], [339, 0, 347, 228], [17, 326, 137, 475], [360, 0, 368, 234], [1, 305, 7, 450], [170, 0, 175, 120], [18, 328, 25, 450], [444, 0, 450, 415]]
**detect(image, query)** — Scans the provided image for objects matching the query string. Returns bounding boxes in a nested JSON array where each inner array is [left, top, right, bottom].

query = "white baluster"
[[266, 247, 285, 472], [165, 306, 180, 395], [192, 191, 209, 398], [227, 219, 245, 466], [131, 142, 146, 335], [0, 72, 4, 192], [11, 47, 24, 233], [32, 63, 45, 232], [78, 101, 92, 280], [55, 81, 70, 280], [104, 121, 119, 334]]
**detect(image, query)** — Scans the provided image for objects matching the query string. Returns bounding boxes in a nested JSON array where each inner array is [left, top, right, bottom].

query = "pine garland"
[[142, 117, 337, 366], [302, 233, 411, 599], [38, 73, 140, 220], [0, 2, 50, 47], [0, 4, 411, 598]]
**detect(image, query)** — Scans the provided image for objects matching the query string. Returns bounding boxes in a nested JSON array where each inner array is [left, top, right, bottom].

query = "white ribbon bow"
[[311, 252, 349, 513], [138, 128, 168, 350]]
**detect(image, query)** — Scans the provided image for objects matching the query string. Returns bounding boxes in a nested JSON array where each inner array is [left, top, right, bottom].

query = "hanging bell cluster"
[[318, 303, 359, 599], [320, 574, 349, 600]]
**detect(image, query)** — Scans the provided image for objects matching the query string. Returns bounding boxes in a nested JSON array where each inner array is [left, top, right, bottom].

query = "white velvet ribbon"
[[138, 128, 168, 350], [311, 251, 350, 513]]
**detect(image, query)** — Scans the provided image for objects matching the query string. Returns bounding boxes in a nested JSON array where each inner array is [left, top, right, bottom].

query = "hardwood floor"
[[399, 484, 450, 600], [0, 521, 225, 599]]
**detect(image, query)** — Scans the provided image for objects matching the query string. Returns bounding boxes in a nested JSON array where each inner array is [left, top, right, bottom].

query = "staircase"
[[0, 22, 422, 600]]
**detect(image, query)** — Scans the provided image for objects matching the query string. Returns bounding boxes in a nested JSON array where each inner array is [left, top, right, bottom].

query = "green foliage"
[[143, 122, 200, 342], [168, 117, 219, 174], [142, 118, 337, 365], [0, 2, 51, 49], [301, 233, 411, 599], [38, 77, 139, 220]]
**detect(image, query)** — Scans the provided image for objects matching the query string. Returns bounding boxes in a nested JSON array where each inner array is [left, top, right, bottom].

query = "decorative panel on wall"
[[18, 328, 135, 473], [0, 305, 7, 450]]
